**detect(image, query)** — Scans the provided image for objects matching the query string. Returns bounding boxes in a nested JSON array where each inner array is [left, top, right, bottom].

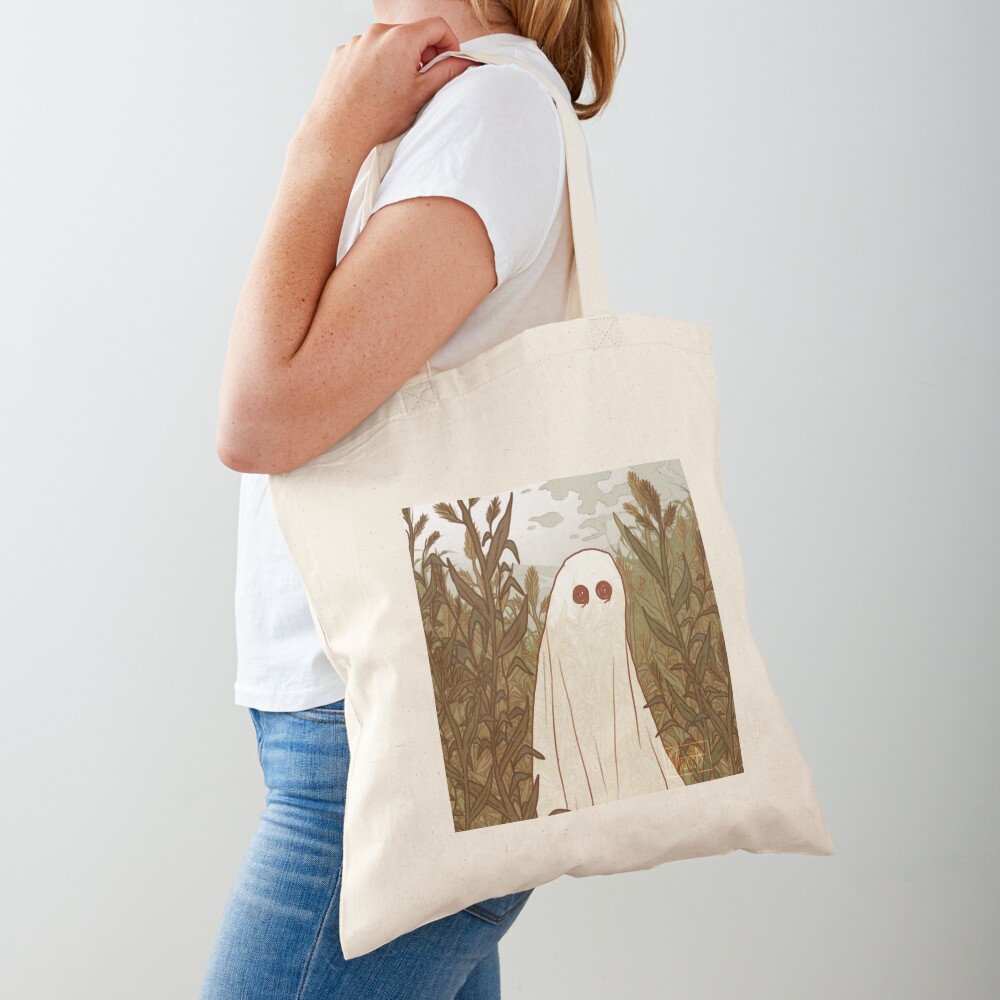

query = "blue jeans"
[[199, 699, 533, 999]]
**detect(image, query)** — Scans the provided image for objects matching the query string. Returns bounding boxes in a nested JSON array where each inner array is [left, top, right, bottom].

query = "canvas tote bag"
[[268, 47, 835, 959]]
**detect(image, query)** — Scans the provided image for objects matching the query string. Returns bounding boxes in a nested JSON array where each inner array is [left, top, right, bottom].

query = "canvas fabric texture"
[[268, 47, 835, 959]]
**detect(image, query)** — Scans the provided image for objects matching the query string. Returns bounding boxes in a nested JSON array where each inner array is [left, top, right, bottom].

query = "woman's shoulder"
[[419, 54, 563, 133]]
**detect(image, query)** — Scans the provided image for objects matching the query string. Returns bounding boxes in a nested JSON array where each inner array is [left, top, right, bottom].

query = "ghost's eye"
[[572, 584, 589, 606], [596, 579, 612, 601]]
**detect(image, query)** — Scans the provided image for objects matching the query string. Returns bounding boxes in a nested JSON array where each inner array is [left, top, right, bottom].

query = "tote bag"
[[269, 47, 835, 959]]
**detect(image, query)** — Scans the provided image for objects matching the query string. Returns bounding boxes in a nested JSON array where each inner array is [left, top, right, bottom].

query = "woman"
[[203, 1, 624, 996]]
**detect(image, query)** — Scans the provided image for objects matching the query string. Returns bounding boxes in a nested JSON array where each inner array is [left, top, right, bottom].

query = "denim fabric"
[[199, 699, 533, 999]]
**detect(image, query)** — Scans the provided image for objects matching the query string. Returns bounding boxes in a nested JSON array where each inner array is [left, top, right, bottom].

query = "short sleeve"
[[368, 63, 564, 290]]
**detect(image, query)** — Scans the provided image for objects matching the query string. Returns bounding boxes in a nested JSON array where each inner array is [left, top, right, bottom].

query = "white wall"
[[1, 1, 996, 997]]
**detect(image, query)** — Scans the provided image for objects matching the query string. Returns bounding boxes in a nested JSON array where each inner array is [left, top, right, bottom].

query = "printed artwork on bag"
[[401, 458, 745, 833]]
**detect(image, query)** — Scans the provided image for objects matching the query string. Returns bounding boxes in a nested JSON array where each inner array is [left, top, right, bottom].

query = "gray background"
[[2, 1, 996, 996]]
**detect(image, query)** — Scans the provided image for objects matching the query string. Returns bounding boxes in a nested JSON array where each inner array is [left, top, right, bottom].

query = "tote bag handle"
[[361, 48, 613, 320]]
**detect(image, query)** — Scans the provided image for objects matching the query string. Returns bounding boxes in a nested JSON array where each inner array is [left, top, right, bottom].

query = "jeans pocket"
[[288, 699, 346, 723], [463, 887, 534, 925]]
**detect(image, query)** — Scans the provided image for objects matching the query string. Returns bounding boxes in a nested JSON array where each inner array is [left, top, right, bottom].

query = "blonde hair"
[[466, 0, 626, 120]]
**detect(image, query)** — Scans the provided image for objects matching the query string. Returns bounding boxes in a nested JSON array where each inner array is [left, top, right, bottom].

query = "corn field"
[[402, 463, 743, 833]]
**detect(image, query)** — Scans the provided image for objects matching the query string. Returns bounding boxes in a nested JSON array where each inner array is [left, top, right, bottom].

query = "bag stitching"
[[305, 335, 708, 469], [400, 379, 437, 412]]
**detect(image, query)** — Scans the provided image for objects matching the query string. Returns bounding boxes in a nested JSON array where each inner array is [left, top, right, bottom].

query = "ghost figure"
[[531, 547, 685, 818]]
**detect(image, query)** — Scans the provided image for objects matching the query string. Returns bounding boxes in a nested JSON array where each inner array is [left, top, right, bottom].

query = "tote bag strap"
[[356, 48, 622, 415], [359, 48, 614, 322]]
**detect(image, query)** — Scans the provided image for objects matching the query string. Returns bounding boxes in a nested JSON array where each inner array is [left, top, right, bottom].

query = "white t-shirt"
[[233, 32, 585, 710]]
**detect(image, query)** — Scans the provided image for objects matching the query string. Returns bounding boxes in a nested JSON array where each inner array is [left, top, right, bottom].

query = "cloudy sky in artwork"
[[412, 458, 692, 597]]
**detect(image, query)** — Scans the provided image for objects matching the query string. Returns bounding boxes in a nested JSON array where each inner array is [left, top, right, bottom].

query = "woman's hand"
[[297, 16, 476, 154]]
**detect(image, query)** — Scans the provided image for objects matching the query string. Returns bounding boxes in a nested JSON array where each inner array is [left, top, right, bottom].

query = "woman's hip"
[[250, 697, 350, 804], [200, 697, 533, 999]]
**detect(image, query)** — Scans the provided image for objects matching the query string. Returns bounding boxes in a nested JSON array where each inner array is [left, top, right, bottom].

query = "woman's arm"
[[216, 18, 493, 475]]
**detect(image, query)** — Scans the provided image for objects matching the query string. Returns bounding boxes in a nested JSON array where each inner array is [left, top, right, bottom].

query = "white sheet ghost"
[[531, 547, 686, 817]]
